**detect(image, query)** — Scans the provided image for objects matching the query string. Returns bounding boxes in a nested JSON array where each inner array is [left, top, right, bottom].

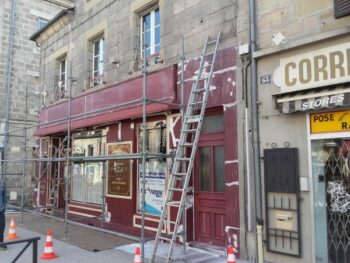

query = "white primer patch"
[[169, 116, 181, 147], [223, 102, 237, 111], [227, 78, 232, 82], [209, 85, 216, 91], [118, 122, 122, 140], [130, 123, 135, 129], [226, 181, 239, 187], [225, 160, 238, 164]]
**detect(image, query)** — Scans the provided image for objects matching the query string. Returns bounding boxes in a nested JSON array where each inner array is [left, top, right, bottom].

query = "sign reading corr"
[[274, 42, 350, 93]]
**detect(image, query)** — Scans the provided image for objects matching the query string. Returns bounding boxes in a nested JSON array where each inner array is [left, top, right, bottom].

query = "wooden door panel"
[[196, 208, 212, 238], [213, 209, 226, 240]]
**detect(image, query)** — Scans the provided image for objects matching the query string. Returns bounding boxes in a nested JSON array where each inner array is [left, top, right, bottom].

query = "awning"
[[275, 86, 350, 113]]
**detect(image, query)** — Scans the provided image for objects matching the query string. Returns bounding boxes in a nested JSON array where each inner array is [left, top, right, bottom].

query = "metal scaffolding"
[[1, 34, 190, 263]]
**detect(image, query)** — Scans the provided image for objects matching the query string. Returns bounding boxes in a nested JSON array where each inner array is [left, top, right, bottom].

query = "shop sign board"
[[273, 42, 350, 93], [107, 142, 132, 198], [310, 110, 350, 133], [138, 161, 166, 216]]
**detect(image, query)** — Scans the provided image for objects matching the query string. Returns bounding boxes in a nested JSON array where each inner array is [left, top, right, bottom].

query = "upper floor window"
[[58, 57, 67, 98], [55, 54, 67, 99], [38, 18, 48, 29], [92, 36, 104, 86], [141, 8, 160, 58]]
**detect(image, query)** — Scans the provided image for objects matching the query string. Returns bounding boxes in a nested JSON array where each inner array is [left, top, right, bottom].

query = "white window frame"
[[59, 57, 67, 94], [140, 8, 160, 58], [92, 36, 104, 86]]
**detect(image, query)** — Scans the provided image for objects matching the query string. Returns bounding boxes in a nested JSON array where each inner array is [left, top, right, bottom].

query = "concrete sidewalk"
[[0, 226, 138, 263], [1, 212, 250, 263]]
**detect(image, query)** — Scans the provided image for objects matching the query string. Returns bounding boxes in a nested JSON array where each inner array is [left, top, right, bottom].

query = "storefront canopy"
[[275, 86, 350, 113]]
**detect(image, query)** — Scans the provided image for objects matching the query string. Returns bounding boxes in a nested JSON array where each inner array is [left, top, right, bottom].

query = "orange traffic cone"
[[133, 245, 142, 263], [227, 245, 236, 263], [40, 230, 58, 260], [6, 217, 18, 240]]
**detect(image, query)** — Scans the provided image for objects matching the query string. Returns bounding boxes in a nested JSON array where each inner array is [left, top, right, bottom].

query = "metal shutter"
[[334, 0, 350, 18]]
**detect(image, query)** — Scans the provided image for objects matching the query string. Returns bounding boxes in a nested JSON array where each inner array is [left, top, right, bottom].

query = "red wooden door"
[[194, 132, 226, 246]]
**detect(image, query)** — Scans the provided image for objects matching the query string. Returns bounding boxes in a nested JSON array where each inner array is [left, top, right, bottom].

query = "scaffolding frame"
[[1, 32, 191, 262]]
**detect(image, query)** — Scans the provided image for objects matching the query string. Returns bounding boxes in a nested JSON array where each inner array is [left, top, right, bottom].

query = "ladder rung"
[[193, 88, 206, 93], [173, 172, 187, 177], [158, 235, 172, 242], [166, 201, 181, 207], [205, 51, 216, 56], [201, 64, 213, 68], [207, 39, 218, 45], [189, 101, 203, 106], [169, 187, 184, 192], [183, 129, 196, 133], [164, 219, 177, 225], [198, 77, 209, 81], [176, 157, 191, 161], [179, 143, 193, 147], [185, 118, 200, 123]]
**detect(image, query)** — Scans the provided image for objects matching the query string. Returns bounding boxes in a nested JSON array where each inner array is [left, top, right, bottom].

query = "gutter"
[[249, 0, 264, 262], [2, 0, 17, 180]]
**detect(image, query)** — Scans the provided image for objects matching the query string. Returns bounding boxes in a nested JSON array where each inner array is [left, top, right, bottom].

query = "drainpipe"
[[249, 0, 264, 263], [2, 0, 17, 180]]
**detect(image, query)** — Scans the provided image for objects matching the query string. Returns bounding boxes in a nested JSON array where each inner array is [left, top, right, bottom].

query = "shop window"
[[141, 8, 160, 58], [138, 121, 166, 154], [70, 130, 105, 205], [90, 36, 105, 87], [334, 0, 350, 18], [137, 121, 167, 216], [71, 163, 103, 204]]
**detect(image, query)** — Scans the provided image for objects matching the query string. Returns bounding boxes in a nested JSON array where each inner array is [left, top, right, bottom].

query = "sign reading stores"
[[310, 110, 350, 133], [301, 93, 344, 110], [273, 42, 350, 93]]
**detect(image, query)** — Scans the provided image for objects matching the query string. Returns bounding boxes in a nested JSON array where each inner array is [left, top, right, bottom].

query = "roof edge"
[[30, 8, 74, 42]]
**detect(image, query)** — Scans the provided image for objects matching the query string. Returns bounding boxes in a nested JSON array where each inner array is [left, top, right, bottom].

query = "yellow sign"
[[310, 110, 350, 133]]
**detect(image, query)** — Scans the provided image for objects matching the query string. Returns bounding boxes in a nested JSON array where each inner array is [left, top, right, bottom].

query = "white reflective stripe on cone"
[[228, 254, 235, 261], [44, 247, 54, 253], [9, 229, 15, 233], [47, 236, 52, 242]]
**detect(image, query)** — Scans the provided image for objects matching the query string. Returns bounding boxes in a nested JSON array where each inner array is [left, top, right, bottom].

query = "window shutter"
[[334, 0, 350, 18]]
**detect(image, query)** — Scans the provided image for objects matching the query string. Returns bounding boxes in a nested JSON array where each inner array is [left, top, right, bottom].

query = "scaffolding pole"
[[20, 84, 29, 225], [140, 25, 148, 261]]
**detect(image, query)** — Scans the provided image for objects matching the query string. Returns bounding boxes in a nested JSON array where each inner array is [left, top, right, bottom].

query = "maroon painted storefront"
[[34, 47, 239, 249]]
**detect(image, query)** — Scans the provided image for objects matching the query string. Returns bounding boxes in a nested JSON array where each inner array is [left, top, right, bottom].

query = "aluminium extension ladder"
[[151, 32, 221, 263]]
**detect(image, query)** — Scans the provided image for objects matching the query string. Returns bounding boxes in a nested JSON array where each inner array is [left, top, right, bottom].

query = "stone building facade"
[[253, 0, 350, 263], [30, 0, 254, 260], [0, 0, 63, 203]]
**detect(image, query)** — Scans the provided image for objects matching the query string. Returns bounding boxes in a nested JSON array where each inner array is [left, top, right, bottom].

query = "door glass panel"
[[214, 146, 225, 192], [199, 147, 210, 191], [312, 138, 350, 263]]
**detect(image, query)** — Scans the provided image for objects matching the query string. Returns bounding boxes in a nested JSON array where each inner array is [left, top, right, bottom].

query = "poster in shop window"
[[107, 142, 132, 199], [138, 161, 166, 216]]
